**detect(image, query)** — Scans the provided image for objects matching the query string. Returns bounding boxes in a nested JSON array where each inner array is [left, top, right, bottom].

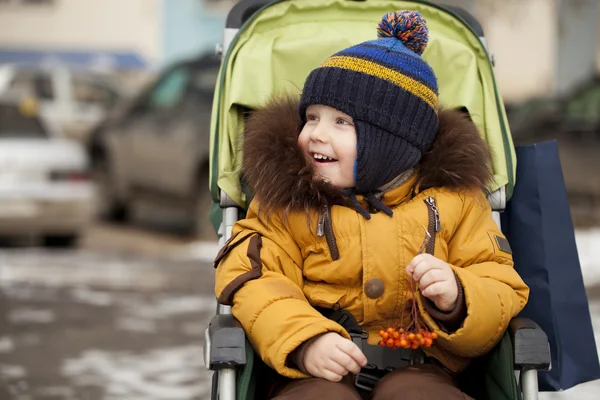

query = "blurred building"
[[447, 0, 600, 102], [0, 0, 599, 101], [0, 0, 233, 77]]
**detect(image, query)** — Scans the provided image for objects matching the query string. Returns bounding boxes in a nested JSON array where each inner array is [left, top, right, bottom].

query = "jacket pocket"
[[217, 234, 263, 305]]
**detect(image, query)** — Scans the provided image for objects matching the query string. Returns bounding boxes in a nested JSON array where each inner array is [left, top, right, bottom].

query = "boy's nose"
[[310, 123, 329, 143]]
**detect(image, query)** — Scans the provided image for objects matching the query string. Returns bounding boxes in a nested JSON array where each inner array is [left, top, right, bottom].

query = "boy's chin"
[[312, 174, 353, 190]]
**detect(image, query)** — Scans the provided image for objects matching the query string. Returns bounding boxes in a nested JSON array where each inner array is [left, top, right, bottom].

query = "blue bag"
[[501, 140, 600, 391]]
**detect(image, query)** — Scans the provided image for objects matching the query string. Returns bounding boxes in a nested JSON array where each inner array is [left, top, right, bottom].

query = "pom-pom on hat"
[[299, 10, 439, 193]]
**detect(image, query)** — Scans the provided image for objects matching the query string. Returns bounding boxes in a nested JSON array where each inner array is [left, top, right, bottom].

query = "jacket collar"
[[241, 94, 493, 216]]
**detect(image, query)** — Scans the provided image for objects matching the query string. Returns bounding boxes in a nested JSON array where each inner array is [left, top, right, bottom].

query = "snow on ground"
[[576, 228, 600, 287]]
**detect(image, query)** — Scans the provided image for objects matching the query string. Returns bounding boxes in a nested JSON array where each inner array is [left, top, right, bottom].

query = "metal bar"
[[214, 191, 241, 398], [218, 369, 237, 400], [223, 207, 239, 243], [218, 204, 237, 314], [492, 211, 501, 231], [520, 368, 539, 400], [223, 28, 239, 55]]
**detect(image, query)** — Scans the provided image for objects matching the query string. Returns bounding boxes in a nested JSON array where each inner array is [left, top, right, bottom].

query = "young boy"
[[214, 10, 529, 399]]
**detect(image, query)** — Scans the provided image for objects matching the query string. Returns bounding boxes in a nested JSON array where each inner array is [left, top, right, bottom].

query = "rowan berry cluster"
[[378, 327, 437, 349]]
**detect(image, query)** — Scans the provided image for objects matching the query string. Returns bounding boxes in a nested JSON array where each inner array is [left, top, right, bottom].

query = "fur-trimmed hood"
[[242, 95, 492, 214]]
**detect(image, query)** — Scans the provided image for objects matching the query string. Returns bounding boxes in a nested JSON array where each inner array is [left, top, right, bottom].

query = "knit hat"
[[299, 10, 439, 193]]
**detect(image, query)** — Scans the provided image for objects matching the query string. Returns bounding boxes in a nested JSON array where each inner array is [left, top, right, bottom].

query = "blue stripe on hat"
[[338, 44, 437, 92]]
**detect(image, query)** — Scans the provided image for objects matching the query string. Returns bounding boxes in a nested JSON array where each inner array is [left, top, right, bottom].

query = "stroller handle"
[[226, 0, 484, 38]]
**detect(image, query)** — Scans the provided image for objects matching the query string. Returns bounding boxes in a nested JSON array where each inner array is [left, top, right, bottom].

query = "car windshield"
[[0, 103, 47, 138]]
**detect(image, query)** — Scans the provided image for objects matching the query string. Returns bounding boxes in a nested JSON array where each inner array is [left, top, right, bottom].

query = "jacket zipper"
[[317, 205, 340, 261], [424, 197, 441, 255]]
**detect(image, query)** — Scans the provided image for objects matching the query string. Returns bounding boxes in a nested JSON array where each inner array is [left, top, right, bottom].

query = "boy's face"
[[298, 104, 357, 189]]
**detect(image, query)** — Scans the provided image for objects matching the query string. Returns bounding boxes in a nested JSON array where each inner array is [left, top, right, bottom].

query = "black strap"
[[340, 188, 395, 220], [314, 306, 363, 335], [365, 193, 393, 217], [315, 306, 426, 392]]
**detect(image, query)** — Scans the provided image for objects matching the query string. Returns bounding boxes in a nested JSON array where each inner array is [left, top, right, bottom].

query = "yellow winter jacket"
[[214, 96, 529, 378]]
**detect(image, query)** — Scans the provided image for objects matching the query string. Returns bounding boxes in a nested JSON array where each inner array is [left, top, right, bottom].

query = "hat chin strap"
[[341, 188, 394, 220]]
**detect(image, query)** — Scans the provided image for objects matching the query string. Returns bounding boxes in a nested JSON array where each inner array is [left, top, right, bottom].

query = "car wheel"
[[192, 171, 215, 240], [92, 154, 129, 222], [44, 234, 79, 248]]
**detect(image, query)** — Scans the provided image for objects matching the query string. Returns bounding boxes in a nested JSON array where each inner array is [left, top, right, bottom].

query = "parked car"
[[0, 94, 95, 246], [87, 54, 219, 239], [506, 76, 600, 226], [0, 64, 127, 144], [506, 76, 600, 144]]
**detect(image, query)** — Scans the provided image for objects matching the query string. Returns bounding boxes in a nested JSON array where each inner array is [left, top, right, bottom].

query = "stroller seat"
[[204, 1, 551, 399]]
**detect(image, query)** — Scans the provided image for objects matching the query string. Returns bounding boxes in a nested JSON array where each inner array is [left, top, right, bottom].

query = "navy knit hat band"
[[354, 121, 422, 192]]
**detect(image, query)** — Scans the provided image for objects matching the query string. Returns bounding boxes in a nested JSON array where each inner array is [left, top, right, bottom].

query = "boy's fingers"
[[331, 350, 361, 375], [411, 259, 435, 281], [337, 340, 367, 366], [322, 369, 344, 382], [421, 281, 445, 298], [412, 258, 447, 282], [406, 254, 429, 272], [418, 269, 445, 291], [324, 358, 348, 376]]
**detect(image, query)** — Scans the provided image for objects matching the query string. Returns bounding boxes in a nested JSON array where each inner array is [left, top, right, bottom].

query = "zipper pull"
[[425, 196, 442, 232], [317, 206, 326, 237]]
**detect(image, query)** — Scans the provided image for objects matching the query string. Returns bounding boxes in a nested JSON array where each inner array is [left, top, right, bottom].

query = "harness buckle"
[[354, 369, 381, 392]]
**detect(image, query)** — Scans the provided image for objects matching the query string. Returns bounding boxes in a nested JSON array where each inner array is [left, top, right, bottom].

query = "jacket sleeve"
[[214, 202, 350, 378], [418, 191, 529, 358]]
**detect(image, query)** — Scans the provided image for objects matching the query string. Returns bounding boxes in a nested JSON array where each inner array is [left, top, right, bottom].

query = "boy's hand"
[[406, 254, 458, 312], [302, 332, 367, 381]]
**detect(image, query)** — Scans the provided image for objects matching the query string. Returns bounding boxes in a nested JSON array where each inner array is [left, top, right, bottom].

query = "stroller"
[[204, 1, 551, 399]]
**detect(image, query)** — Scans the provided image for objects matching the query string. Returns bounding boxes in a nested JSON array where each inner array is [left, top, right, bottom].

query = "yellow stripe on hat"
[[321, 56, 438, 110]]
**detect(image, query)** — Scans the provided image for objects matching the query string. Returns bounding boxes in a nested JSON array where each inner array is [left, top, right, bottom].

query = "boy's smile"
[[298, 104, 357, 189]]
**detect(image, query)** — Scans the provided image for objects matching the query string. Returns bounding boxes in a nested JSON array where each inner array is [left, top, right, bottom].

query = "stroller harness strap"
[[315, 306, 427, 392]]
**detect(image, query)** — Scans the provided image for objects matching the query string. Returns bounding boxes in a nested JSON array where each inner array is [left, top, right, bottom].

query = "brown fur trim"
[[242, 94, 346, 217], [242, 96, 493, 213], [414, 109, 493, 194]]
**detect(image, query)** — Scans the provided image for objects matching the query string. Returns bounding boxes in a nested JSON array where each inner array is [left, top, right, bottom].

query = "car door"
[[8, 69, 59, 131], [152, 63, 218, 198], [126, 63, 193, 194], [69, 74, 120, 142], [561, 84, 600, 141]]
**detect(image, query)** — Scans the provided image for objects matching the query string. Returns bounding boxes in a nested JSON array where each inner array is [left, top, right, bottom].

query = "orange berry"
[[379, 330, 386, 337], [411, 343, 419, 349], [431, 332, 438, 339], [399, 339, 408, 348], [381, 332, 389, 340], [392, 331, 400, 339], [387, 339, 394, 347], [416, 333, 423, 342], [423, 338, 432, 347], [399, 328, 404, 333], [379, 341, 386, 347], [387, 327, 395, 334], [408, 333, 416, 341], [394, 340, 402, 347]]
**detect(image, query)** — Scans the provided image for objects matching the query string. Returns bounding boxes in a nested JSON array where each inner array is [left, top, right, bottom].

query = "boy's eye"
[[307, 114, 318, 121], [337, 118, 352, 125]]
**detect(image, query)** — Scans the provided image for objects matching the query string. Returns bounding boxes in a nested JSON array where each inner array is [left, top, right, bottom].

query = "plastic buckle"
[[354, 370, 380, 392]]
